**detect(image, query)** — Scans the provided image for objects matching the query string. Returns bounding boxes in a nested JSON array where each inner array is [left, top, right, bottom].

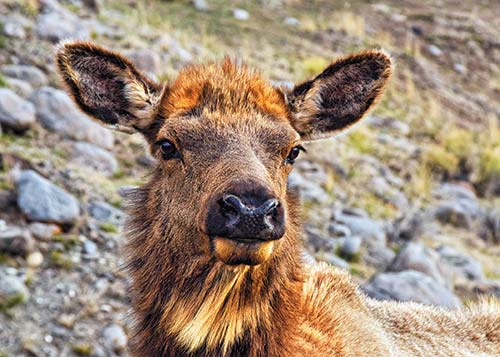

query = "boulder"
[[72, 142, 118, 176], [0, 273, 29, 308], [362, 270, 462, 308], [436, 245, 484, 282], [388, 242, 451, 288], [1, 65, 48, 88], [102, 324, 127, 353], [0, 226, 35, 256], [0, 88, 36, 132], [16, 170, 80, 224], [333, 209, 386, 246], [29, 87, 114, 149]]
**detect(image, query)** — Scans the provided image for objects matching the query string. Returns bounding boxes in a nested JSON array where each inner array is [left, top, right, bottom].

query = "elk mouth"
[[210, 235, 277, 266]]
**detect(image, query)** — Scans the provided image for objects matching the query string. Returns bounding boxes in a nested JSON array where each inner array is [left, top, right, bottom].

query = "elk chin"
[[212, 237, 276, 266]]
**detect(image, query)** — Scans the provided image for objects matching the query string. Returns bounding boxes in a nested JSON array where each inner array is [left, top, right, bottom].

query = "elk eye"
[[159, 140, 180, 160], [286, 145, 305, 164]]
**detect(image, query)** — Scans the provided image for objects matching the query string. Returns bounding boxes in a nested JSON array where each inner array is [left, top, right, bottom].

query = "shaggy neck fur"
[[124, 177, 305, 356]]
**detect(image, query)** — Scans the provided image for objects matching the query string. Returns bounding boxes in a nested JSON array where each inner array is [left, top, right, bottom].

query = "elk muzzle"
[[204, 180, 285, 265]]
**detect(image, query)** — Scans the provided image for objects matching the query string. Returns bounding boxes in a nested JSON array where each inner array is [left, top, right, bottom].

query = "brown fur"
[[55, 42, 500, 356]]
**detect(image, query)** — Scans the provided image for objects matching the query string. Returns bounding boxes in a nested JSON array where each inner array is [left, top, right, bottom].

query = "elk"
[[56, 42, 500, 356]]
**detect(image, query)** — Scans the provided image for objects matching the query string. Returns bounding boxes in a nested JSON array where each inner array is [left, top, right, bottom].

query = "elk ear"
[[287, 51, 392, 141], [55, 41, 165, 134]]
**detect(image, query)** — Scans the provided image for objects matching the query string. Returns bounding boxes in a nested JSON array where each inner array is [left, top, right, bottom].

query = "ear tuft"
[[288, 50, 392, 141], [55, 41, 164, 134]]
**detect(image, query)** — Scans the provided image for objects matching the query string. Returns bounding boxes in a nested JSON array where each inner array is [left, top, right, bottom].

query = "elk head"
[[56, 42, 391, 267]]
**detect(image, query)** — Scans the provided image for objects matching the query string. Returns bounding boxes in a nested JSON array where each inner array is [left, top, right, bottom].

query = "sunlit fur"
[[55, 42, 500, 356]]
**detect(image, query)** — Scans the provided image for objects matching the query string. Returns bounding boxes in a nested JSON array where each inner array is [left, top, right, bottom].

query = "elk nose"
[[205, 189, 285, 242]]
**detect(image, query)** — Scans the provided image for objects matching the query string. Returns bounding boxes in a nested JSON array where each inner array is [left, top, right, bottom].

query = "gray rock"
[[437, 245, 484, 282], [0, 88, 36, 132], [36, 7, 90, 42], [433, 201, 475, 228], [0, 226, 35, 256], [233, 8, 250, 20], [364, 244, 395, 270], [284, 17, 300, 26], [480, 209, 500, 244], [29, 87, 114, 149], [193, 0, 209, 11], [362, 270, 462, 308], [1, 15, 28, 39], [83, 239, 98, 258], [453, 63, 466, 74], [4, 77, 33, 97], [16, 170, 80, 224], [389, 242, 451, 288], [390, 211, 425, 241], [433, 183, 477, 201], [301, 249, 317, 266], [288, 171, 329, 203], [72, 142, 118, 176], [125, 49, 162, 74], [1, 65, 48, 88], [0, 273, 29, 308], [88, 201, 125, 225], [304, 226, 335, 252], [328, 223, 351, 237], [317, 252, 349, 270], [102, 324, 127, 352], [333, 210, 386, 245], [366, 116, 411, 136], [427, 44, 443, 57], [340, 236, 362, 258], [28, 222, 60, 241]]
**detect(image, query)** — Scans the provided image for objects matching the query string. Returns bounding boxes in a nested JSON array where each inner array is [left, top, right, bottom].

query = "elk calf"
[[56, 42, 500, 356]]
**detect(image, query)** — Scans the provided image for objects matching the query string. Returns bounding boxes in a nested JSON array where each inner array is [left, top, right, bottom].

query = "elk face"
[[56, 42, 391, 266]]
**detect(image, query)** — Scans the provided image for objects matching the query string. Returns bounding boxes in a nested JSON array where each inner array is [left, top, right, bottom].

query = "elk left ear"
[[287, 51, 392, 141]]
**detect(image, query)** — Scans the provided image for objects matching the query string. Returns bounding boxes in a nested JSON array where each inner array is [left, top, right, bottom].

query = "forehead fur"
[[161, 58, 289, 119]]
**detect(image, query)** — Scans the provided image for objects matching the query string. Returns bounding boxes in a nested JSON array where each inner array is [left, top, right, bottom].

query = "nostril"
[[257, 199, 280, 217]]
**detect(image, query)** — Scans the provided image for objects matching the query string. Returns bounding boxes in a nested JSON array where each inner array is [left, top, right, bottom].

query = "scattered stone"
[[16, 170, 80, 224], [29, 87, 114, 150], [1, 15, 30, 39], [4, 77, 33, 97], [72, 142, 118, 176], [28, 222, 61, 241], [328, 223, 351, 237], [433, 202, 475, 228], [427, 44, 443, 57], [26, 251, 44, 268], [36, 5, 90, 42], [366, 116, 410, 136], [102, 324, 127, 352], [193, 0, 209, 11], [388, 242, 451, 288], [288, 171, 329, 204], [284, 17, 300, 26], [1, 65, 48, 88], [0, 273, 29, 308], [125, 49, 162, 74], [88, 201, 125, 225], [436, 245, 484, 282], [433, 183, 477, 201], [340, 236, 362, 258], [0, 226, 35, 256], [480, 209, 500, 244], [0, 88, 36, 132], [390, 211, 425, 242], [317, 252, 350, 270], [83, 239, 98, 259], [233, 8, 250, 20], [364, 244, 396, 270], [333, 209, 386, 245], [453, 63, 466, 74], [362, 270, 461, 308]]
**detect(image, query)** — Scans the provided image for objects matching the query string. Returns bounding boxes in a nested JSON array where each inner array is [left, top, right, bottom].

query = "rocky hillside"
[[0, 0, 499, 356]]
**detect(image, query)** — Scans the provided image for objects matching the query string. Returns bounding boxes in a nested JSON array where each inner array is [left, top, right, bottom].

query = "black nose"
[[205, 183, 285, 242]]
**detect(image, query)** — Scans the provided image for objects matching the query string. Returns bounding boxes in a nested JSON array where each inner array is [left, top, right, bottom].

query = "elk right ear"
[[55, 41, 165, 134]]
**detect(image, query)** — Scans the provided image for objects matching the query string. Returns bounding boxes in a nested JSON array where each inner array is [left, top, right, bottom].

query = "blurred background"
[[0, 0, 499, 355]]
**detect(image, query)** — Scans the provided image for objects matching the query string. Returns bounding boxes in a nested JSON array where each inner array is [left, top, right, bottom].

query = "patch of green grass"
[[72, 344, 92, 356], [301, 57, 329, 76], [423, 144, 459, 175], [0, 73, 8, 88], [50, 250, 73, 270], [347, 128, 376, 155], [52, 235, 79, 250], [0, 293, 26, 311], [99, 222, 119, 234], [112, 170, 127, 180], [0, 253, 17, 266]]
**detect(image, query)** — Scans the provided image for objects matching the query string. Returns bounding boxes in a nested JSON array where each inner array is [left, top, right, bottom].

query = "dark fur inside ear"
[[55, 41, 164, 134], [288, 51, 392, 140]]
